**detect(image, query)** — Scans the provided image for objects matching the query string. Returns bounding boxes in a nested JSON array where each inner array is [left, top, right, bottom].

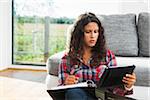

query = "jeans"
[[65, 88, 98, 100]]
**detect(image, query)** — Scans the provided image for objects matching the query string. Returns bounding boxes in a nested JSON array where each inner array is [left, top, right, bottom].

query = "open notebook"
[[50, 80, 96, 90]]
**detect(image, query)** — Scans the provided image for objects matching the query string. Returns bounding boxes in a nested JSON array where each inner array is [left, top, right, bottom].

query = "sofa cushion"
[[98, 14, 138, 56], [138, 12, 150, 57]]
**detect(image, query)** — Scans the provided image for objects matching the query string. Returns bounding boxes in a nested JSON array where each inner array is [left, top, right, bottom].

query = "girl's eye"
[[84, 30, 99, 34], [94, 30, 99, 33], [85, 31, 91, 34]]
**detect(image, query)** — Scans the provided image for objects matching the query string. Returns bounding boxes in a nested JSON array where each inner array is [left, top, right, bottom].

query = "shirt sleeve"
[[108, 86, 133, 96], [58, 56, 69, 86], [106, 49, 117, 67]]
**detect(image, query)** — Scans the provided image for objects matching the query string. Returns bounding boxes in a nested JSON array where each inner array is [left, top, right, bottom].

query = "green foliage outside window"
[[14, 17, 73, 65]]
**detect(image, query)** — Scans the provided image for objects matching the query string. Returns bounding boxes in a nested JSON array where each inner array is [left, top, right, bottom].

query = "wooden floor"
[[0, 68, 52, 100]]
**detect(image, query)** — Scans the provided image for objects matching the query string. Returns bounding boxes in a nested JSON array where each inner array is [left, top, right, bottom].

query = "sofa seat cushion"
[[98, 14, 138, 56], [116, 57, 150, 86], [138, 12, 150, 57]]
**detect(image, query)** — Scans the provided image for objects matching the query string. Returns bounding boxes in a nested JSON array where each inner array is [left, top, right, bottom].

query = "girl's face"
[[83, 22, 99, 48]]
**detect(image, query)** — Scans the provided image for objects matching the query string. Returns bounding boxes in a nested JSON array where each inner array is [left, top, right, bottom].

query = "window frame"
[[12, 0, 46, 66]]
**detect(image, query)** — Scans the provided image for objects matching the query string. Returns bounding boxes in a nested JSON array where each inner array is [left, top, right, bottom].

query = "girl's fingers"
[[124, 76, 136, 82], [122, 79, 135, 85], [123, 77, 136, 82], [125, 73, 136, 79], [76, 77, 79, 80], [65, 75, 79, 85], [122, 73, 136, 86], [124, 73, 136, 82], [65, 79, 75, 85]]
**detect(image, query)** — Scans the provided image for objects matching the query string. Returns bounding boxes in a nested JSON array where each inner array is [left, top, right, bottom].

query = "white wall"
[[0, 0, 12, 70], [53, 0, 149, 18], [118, 0, 149, 15], [0, 0, 149, 70]]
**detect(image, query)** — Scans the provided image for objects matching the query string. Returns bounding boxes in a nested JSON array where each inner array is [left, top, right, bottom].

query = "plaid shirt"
[[58, 49, 133, 96]]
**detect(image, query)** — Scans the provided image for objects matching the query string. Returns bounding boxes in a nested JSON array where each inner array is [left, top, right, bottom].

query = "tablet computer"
[[97, 65, 136, 88]]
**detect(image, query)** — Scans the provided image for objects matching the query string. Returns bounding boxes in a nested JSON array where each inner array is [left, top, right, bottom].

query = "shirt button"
[[74, 65, 78, 68]]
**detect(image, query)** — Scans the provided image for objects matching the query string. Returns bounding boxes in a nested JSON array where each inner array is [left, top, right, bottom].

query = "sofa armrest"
[[46, 50, 66, 76], [46, 51, 65, 90], [46, 74, 59, 90]]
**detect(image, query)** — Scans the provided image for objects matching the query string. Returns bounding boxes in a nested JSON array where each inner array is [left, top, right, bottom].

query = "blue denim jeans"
[[65, 88, 98, 100]]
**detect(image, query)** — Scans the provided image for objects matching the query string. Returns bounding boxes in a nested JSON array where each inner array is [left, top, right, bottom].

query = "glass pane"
[[13, 0, 73, 65]]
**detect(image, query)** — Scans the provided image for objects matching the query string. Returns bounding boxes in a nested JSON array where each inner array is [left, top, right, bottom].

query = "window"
[[12, 0, 74, 65]]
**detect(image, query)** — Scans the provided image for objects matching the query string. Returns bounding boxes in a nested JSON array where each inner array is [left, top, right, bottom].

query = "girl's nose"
[[91, 32, 95, 37]]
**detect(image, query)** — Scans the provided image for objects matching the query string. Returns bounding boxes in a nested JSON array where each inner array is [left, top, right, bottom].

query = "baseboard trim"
[[0, 67, 8, 71], [10, 65, 47, 71]]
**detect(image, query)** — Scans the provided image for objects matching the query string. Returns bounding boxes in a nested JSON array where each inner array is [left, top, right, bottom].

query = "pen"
[[67, 67, 82, 75]]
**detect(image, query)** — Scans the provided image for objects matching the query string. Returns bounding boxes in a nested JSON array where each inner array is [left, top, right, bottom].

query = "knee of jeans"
[[65, 88, 87, 99], [66, 88, 86, 95]]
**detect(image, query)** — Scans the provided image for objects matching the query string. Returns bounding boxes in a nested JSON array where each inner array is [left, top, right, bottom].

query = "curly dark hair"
[[68, 12, 106, 67]]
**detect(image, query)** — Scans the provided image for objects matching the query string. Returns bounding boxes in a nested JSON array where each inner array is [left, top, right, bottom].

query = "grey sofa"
[[46, 12, 150, 90]]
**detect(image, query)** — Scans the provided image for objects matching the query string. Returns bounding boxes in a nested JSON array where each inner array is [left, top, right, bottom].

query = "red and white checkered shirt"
[[58, 49, 132, 96]]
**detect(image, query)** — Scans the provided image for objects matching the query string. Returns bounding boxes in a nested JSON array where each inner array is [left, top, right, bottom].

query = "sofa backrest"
[[137, 12, 150, 57], [97, 14, 138, 56]]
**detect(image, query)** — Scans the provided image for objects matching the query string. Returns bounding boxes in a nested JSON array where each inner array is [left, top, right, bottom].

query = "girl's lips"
[[90, 40, 95, 43]]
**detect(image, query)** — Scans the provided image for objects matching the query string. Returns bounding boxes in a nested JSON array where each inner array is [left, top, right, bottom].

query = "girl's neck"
[[83, 46, 92, 55], [82, 46, 92, 66]]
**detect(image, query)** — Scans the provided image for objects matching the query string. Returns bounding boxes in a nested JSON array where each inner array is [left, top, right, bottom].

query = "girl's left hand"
[[122, 73, 136, 89]]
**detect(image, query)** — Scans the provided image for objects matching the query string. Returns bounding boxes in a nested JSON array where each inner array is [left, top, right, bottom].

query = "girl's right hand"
[[64, 75, 79, 85]]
